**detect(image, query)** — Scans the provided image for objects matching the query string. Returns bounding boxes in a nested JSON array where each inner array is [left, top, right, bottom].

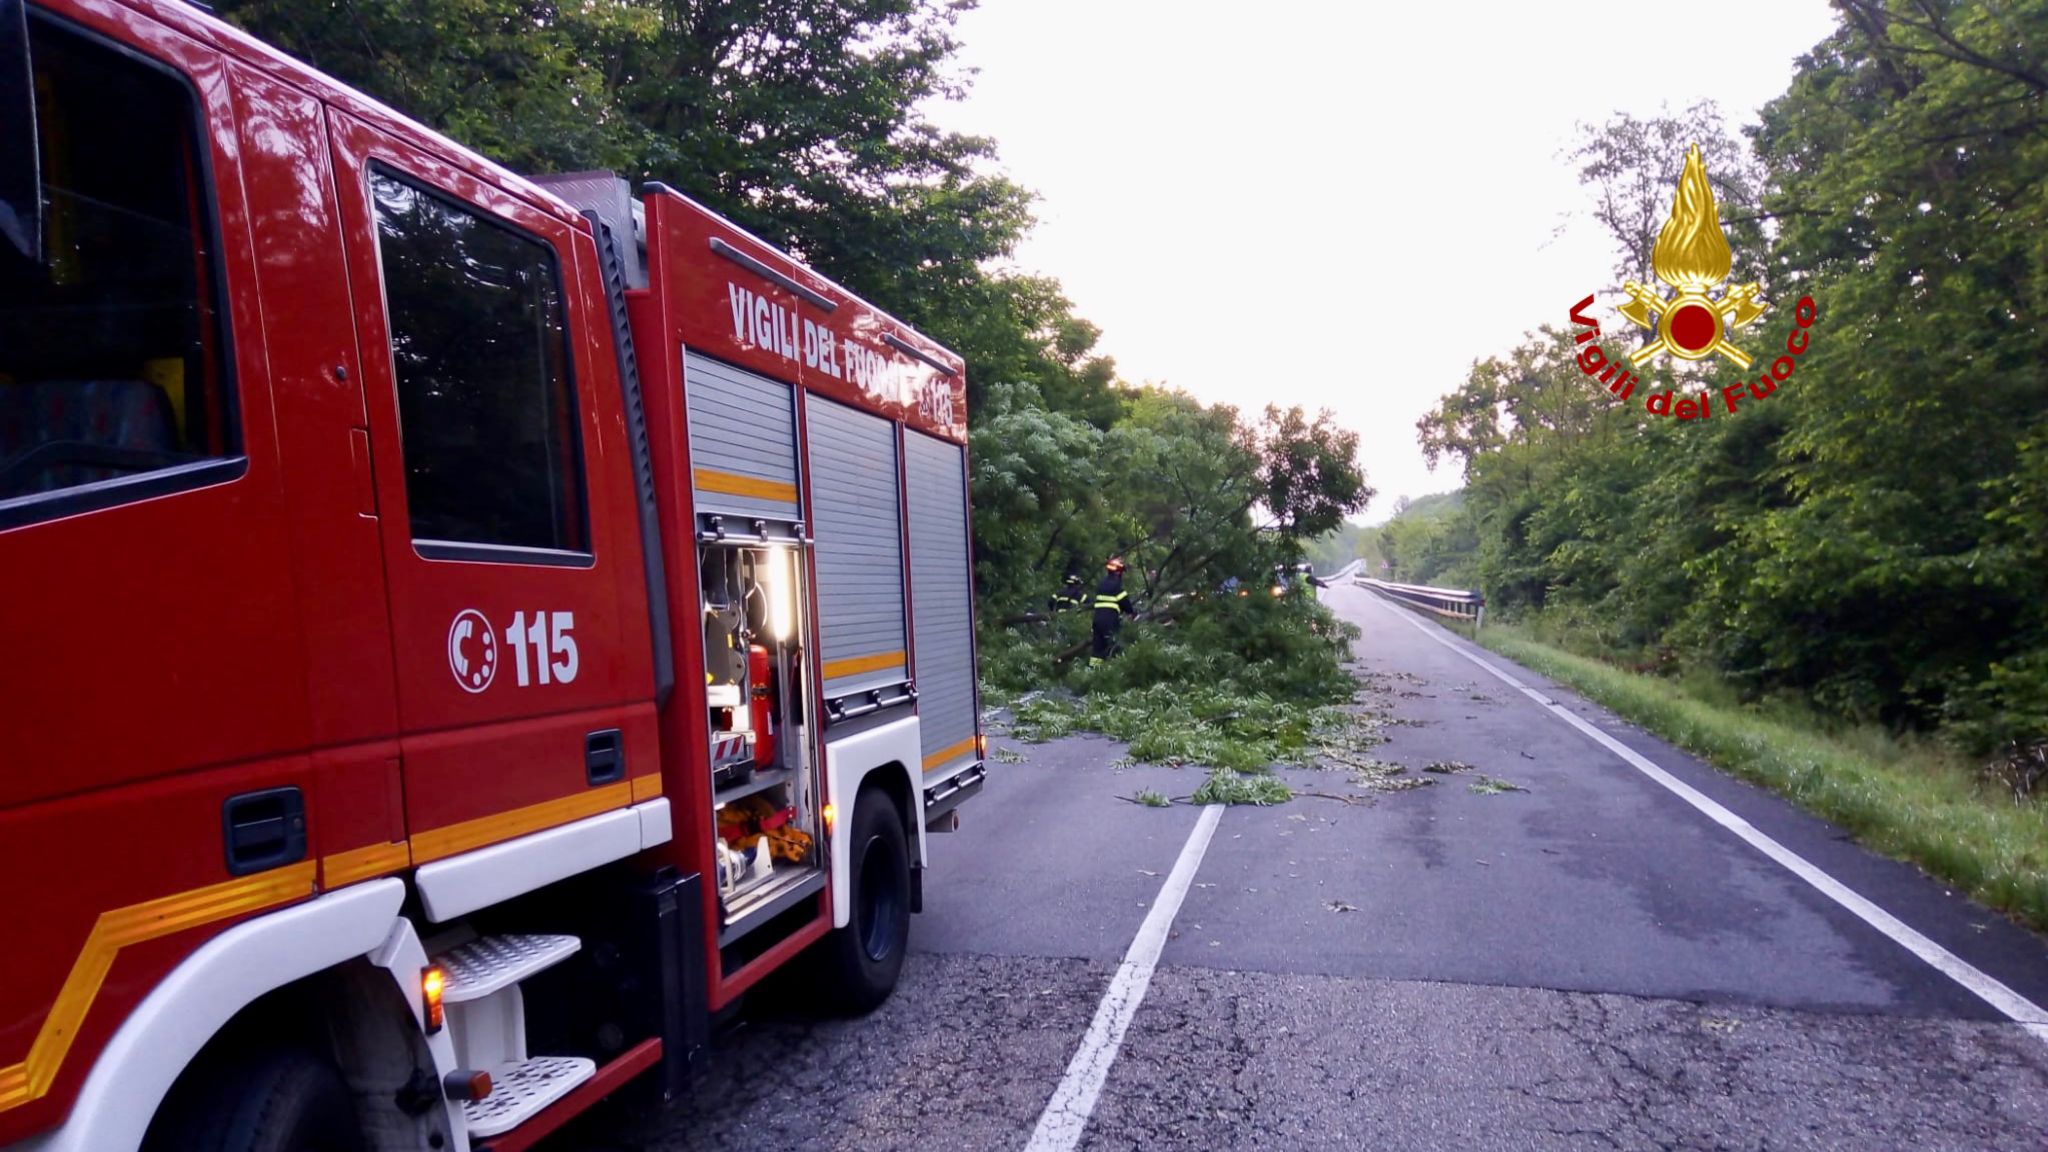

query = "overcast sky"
[[923, 1, 1841, 522]]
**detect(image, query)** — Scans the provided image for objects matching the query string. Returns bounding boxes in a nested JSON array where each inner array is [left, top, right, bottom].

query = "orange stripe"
[[630, 772, 664, 803], [921, 736, 978, 773], [693, 468, 797, 503], [409, 782, 634, 865], [822, 650, 905, 681], [320, 841, 412, 888], [0, 862, 317, 1112]]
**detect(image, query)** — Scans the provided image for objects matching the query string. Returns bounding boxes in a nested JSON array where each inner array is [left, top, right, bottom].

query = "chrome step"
[[718, 866, 826, 946], [463, 1054, 595, 1138], [433, 934, 580, 1003]]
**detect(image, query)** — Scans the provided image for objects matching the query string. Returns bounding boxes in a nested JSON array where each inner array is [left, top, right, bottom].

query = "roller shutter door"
[[905, 431, 977, 780], [807, 398, 906, 698], [685, 351, 800, 525]]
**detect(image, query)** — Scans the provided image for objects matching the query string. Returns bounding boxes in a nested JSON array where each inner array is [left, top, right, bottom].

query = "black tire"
[[816, 789, 911, 1015], [146, 1046, 364, 1152]]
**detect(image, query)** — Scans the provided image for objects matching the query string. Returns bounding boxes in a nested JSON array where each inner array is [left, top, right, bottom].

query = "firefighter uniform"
[[1051, 575, 1085, 612], [1091, 564, 1133, 663]]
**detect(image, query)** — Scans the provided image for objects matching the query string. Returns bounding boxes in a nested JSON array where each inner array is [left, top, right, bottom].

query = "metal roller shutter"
[[905, 431, 977, 780], [685, 351, 800, 524], [807, 398, 906, 698]]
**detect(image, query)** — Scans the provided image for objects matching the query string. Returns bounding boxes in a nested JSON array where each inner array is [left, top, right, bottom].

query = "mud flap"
[[633, 868, 708, 1100]]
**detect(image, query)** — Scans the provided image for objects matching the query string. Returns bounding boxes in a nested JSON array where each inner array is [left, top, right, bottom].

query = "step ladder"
[[430, 934, 595, 1140]]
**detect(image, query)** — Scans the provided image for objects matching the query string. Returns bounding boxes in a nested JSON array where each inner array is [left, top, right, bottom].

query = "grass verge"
[[1475, 624, 2048, 933]]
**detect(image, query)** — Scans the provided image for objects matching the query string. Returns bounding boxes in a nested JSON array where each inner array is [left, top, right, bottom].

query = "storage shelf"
[[713, 765, 795, 809]]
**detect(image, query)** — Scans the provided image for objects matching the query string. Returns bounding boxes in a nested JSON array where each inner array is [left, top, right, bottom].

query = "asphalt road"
[[560, 582, 2048, 1151]]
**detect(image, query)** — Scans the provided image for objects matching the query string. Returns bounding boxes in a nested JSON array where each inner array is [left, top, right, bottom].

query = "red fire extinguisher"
[[749, 644, 776, 767]]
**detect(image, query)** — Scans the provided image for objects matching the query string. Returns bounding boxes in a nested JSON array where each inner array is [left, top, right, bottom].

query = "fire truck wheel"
[[819, 790, 911, 1015], [147, 1045, 364, 1152]]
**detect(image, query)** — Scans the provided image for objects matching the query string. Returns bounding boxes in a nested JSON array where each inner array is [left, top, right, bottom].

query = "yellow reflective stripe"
[[408, 781, 634, 865], [693, 468, 797, 503], [630, 772, 664, 803], [821, 650, 905, 681], [921, 735, 978, 773], [319, 841, 411, 889], [0, 862, 318, 1113]]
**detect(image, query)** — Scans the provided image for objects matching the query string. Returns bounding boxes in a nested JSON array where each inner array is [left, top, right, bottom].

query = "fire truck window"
[[0, 14, 234, 518], [369, 169, 588, 556]]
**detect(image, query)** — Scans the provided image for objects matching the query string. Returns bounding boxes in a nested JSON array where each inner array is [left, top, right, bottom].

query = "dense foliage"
[[970, 383, 1369, 617], [1386, 0, 2048, 756]]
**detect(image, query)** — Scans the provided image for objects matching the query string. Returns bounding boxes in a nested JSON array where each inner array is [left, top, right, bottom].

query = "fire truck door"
[[904, 430, 979, 786], [327, 111, 645, 866], [806, 397, 909, 707]]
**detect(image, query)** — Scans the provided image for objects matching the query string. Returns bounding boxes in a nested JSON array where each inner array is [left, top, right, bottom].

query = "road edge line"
[[1367, 591, 2048, 1044], [1022, 803, 1226, 1152]]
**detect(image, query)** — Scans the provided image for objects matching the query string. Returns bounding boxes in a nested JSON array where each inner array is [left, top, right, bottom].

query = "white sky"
[[923, 0, 1841, 522]]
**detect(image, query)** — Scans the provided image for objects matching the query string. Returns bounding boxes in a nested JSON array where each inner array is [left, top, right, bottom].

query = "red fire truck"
[[0, 1, 985, 1148]]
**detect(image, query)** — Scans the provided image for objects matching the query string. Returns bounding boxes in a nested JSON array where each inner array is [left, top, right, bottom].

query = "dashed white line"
[[1023, 803, 1225, 1152], [1363, 588, 2048, 1046]]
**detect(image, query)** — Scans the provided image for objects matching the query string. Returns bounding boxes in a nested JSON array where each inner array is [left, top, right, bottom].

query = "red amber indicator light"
[[422, 965, 447, 1033]]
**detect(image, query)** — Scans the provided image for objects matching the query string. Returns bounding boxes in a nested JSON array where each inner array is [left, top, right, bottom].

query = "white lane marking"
[[1024, 803, 1226, 1152], [1365, 590, 2048, 1045]]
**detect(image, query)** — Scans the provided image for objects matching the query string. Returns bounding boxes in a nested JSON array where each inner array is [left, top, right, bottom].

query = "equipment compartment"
[[697, 542, 822, 928]]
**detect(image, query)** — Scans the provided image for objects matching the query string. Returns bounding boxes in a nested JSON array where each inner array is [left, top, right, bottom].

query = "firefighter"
[[1050, 573, 1085, 613], [1090, 557, 1134, 664]]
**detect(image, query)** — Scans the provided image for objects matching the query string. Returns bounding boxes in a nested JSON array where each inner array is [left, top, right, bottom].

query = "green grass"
[[1475, 624, 2048, 933]]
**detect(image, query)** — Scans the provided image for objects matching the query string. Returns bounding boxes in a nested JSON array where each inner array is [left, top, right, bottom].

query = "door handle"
[[586, 729, 624, 786], [222, 787, 307, 876]]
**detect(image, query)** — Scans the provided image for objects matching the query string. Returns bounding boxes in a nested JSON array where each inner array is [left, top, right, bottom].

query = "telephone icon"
[[447, 609, 498, 693]]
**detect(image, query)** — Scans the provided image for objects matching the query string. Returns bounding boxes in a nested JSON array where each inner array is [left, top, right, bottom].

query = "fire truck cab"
[[0, 2, 983, 1149]]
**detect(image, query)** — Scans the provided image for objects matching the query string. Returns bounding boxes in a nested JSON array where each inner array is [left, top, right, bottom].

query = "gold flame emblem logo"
[[1618, 145, 1766, 367]]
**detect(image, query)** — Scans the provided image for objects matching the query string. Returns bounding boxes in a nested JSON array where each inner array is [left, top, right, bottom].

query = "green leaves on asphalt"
[[1191, 771, 1292, 807], [1008, 684, 1376, 776]]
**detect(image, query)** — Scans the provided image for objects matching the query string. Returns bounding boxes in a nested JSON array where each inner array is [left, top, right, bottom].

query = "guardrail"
[[1354, 575, 1485, 628]]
